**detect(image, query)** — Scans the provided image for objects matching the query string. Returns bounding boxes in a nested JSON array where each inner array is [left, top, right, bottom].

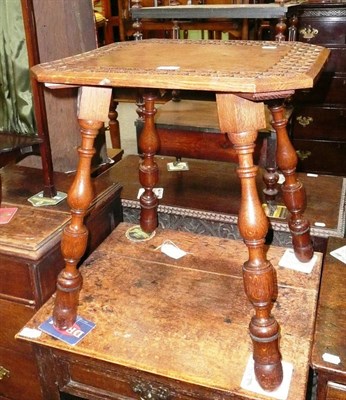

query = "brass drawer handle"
[[300, 25, 318, 40], [132, 379, 172, 400], [0, 366, 10, 380], [297, 115, 313, 127], [296, 150, 311, 161]]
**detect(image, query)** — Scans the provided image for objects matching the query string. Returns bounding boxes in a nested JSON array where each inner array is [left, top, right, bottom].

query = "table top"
[[31, 39, 329, 94], [18, 223, 323, 399], [131, 3, 302, 19], [311, 237, 346, 376], [105, 155, 346, 239], [0, 132, 42, 156]]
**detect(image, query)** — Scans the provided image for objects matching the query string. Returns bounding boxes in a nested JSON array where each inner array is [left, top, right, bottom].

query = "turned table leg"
[[268, 100, 313, 263], [53, 86, 112, 330], [216, 94, 283, 391], [137, 92, 160, 233]]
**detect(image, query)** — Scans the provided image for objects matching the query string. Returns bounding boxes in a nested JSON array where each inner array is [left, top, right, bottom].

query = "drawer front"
[[295, 74, 346, 105], [323, 47, 346, 74], [0, 299, 34, 354], [0, 347, 43, 400], [57, 357, 198, 400], [292, 139, 346, 176], [0, 256, 34, 302], [298, 8, 346, 45], [54, 354, 231, 400], [292, 106, 346, 141], [327, 381, 346, 399]]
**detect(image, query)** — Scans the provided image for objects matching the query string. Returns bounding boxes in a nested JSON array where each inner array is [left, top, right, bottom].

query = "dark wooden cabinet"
[[0, 166, 122, 400], [292, 1, 346, 176]]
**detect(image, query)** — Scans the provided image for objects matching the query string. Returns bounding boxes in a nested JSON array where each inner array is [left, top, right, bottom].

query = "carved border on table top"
[[38, 40, 327, 82]]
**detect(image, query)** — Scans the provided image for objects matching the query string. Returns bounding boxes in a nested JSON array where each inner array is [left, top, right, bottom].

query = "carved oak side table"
[[31, 39, 329, 391]]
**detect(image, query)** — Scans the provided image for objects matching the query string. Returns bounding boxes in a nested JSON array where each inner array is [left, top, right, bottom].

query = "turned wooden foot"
[[217, 94, 283, 391], [268, 100, 313, 262], [138, 92, 160, 233]]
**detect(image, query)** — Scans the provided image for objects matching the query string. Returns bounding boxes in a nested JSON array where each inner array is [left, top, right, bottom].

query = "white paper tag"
[[18, 327, 42, 339], [278, 174, 285, 184], [137, 188, 164, 199], [167, 161, 189, 171], [314, 222, 326, 227], [156, 65, 180, 71], [241, 356, 293, 400], [160, 240, 188, 260], [322, 353, 341, 365], [330, 245, 346, 264], [278, 249, 317, 274], [307, 173, 318, 177]]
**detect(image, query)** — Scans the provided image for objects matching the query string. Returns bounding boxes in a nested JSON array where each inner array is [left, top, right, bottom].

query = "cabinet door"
[[327, 382, 346, 399]]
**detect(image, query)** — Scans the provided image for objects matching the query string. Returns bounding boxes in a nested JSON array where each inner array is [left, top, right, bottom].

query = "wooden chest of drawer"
[[293, 1, 346, 176], [0, 165, 122, 400]]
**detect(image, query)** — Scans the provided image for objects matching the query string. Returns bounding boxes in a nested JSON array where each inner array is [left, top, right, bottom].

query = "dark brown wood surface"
[[311, 237, 346, 400], [18, 222, 323, 400]]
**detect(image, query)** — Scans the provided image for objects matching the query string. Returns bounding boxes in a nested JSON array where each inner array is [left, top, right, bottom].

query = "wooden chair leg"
[[53, 86, 112, 330], [138, 91, 160, 233], [108, 95, 121, 149], [267, 100, 313, 263], [216, 93, 283, 392]]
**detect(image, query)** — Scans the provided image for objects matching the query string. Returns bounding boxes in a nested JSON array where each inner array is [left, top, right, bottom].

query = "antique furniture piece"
[[0, 165, 122, 400], [109, 155, 346, 254], [311, 236, 346, 400], [30, 39, 329, 391], [135, 99, 272, 164], [130, 2, 301, 40], [291, 0, 346, 176], [18, 223, 323, 400]]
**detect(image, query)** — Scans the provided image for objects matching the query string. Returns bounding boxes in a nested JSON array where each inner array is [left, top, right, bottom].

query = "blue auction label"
[[39, 316, 96, 346]]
